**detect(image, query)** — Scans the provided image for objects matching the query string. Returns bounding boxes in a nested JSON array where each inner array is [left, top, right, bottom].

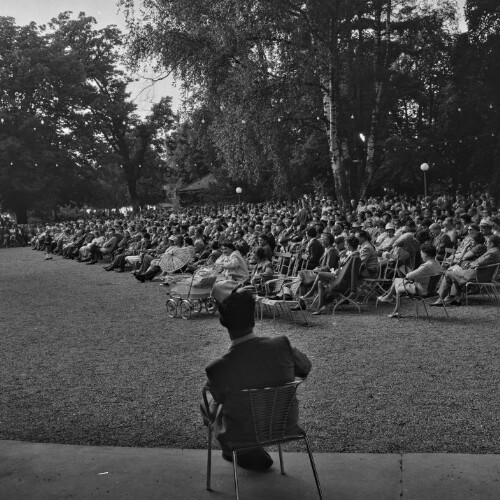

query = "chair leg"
[[440, 301, 449, 319], [278, 443, 285, 475], [207, 426, 212, 491], [303, 436, 323, 499], [299, 308, 309, 326], [420, 298, 430, 322], [232, 451, 240, 500]]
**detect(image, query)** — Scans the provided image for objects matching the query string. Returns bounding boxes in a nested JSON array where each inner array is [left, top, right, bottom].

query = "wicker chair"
[[204, 380, 322, 500]]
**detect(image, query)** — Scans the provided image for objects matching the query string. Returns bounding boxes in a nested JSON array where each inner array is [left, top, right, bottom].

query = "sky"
[[0, 0, 183, 116], [1, 0, 467, 116]]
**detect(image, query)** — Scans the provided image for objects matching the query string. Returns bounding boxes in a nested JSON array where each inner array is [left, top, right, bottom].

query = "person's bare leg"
[[312, 282, 327, 315], [302, 275, 320, 299], [379, 281, 396, 302], [388, 293, 401, 318]]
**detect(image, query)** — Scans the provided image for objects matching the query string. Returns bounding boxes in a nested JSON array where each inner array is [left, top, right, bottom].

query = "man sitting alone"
[[201, 290, 312, 471]]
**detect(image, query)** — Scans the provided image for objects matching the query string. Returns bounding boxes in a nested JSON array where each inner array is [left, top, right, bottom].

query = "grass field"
[[1, 247, 499, 453]]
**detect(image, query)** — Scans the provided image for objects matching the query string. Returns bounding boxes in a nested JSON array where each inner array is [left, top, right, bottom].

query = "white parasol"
[[159, 247, 192, 273]]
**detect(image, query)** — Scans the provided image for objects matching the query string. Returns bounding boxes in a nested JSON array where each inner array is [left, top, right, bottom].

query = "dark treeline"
[[1, 1, 499, 222]]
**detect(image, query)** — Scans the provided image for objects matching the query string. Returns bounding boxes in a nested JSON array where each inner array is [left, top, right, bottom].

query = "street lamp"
[[420, 163, 429, 199], [236, 186, 242, 205]]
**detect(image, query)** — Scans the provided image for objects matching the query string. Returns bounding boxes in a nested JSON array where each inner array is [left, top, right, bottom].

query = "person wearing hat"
[[429, 222, 451, 260], [479, 218, 493, 238], [432, 234, 500, 306], [375, 223, 398, 254], [211, 242, 250, 301], [447, 224, 480, 266]]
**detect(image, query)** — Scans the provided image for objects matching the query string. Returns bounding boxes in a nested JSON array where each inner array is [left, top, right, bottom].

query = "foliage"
[[122, 0, 491, 203], [0, 13, 176, 222]]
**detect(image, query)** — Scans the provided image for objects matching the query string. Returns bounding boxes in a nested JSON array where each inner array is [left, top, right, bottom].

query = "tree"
[[48, 13, 177, 211], [122, 0, 465, 205], [0, 16, 90, 222], [0, 13, 176, 221]]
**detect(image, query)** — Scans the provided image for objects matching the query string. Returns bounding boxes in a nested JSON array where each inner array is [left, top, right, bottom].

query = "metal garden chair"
[[464, 263, 500, 305], [204, 380, 323, 499]]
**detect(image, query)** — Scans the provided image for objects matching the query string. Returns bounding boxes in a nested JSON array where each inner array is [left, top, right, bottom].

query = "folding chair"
[[464, 263, 500, 305], [204, 380, 323, 500], [398, 273, 449, 321], [259, 277, 309, 325], [272, 251, 293, 277], [359, 257, 399, 304], [290, 252, 309, 277], [330, 255, 362, 314]]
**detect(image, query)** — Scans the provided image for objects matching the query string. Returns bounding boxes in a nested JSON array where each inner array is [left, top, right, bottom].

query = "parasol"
[[159, 247, 192, 273]]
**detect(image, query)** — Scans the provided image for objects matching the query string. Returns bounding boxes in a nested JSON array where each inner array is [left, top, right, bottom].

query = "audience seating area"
[[2, 190, 500, 322]]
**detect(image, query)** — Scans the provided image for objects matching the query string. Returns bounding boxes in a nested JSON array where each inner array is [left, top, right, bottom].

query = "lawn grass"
[[1, 247, 499, 453]]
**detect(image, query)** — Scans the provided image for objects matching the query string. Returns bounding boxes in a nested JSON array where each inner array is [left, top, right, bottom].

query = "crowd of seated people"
[[8, 190, 500, 315]]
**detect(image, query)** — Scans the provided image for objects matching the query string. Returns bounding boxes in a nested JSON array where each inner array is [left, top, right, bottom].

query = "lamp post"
[[420, 163, 429, 199], [236, 186, 242, 205]]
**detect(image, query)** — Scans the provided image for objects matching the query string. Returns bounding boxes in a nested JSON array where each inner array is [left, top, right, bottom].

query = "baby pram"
[[165, 267, 218, 319]]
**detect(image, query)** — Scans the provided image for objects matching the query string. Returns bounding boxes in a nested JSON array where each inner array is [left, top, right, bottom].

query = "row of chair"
[[257, 253, 499, 324]]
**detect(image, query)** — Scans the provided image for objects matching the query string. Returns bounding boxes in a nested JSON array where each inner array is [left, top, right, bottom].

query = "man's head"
[[356, 230, 370, 243], [218, 290, 256, 339], [306, 226, 317, 239], [487, 234, 500, 249], [429, 223, 442, 236], [420, 243, 437, 261], [321, 232, 334, 247]]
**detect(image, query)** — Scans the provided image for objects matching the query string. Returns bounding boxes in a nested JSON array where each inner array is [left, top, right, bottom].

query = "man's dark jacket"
[[205, 336, 311, 447]]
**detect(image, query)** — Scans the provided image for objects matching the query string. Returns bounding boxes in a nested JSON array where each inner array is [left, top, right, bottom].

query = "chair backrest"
[[383, 257, 399, 280], [349, 255, 362, 292], [476, 263, 500, 283], [243, 380, 302, 443], [291, 253, 309, 276], [273, 252, 293, 276], [423, 273, 443, 297]]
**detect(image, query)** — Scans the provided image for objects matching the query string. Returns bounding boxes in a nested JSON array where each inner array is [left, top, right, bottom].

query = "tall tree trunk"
[[13, 201, 28, 224], [360, 0, 392, 198], [322, 71, 350, 207], [123, 163, 141, 212]]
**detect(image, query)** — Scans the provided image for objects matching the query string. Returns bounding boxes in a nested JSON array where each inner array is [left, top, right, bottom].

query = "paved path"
[[1, 440, 499, 499]]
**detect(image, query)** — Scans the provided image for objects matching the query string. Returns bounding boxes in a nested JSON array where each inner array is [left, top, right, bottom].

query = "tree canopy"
[[121, 0, 499, 204], [0, 13, 176, 222]]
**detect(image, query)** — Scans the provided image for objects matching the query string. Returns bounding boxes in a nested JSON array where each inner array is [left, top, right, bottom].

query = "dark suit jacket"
[[306, 238, 324, 269], [205, 336, 311, 447], [319, 246, 339, 271], [327, 252, 361, 296]]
